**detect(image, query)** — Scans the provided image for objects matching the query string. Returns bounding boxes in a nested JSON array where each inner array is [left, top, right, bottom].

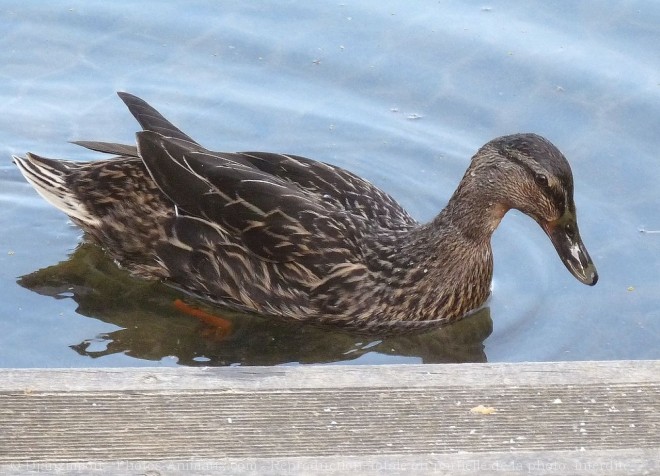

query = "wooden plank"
[[1, 360, 658, 391], [0, 450, 658, 476], [0, 361, 658, 475]]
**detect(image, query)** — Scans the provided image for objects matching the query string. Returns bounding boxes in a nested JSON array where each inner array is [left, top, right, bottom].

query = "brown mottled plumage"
[[13, 93, 598, 333]]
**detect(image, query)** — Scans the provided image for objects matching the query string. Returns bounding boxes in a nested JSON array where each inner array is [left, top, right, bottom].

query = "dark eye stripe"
[[502, 148, 549, 184], [501, 148, 568, 213]]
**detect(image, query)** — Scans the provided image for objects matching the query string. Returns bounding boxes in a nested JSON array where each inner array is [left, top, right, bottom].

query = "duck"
[[13, 92, 598, 333]]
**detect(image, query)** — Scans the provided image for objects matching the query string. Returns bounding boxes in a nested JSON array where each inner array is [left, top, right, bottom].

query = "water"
[[0, 1, 658, 367]]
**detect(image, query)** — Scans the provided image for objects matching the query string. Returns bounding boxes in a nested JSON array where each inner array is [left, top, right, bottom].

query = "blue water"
[[1, 1, 658, 367]]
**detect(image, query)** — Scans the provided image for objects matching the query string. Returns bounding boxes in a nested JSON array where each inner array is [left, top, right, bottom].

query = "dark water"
[[1, 1, 658, 367]]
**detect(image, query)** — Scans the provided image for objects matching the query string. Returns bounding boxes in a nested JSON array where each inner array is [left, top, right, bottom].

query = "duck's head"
[[473, 133, 598, 286]]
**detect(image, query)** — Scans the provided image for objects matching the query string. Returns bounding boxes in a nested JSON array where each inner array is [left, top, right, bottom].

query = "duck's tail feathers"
[[116, 92, 199, 145], [13, 153, 100, 226]]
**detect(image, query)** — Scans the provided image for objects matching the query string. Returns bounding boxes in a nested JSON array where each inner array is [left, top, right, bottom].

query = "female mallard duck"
[[14, 93, 597, 333]]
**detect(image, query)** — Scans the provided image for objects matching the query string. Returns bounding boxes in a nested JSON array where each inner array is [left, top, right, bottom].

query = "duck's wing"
[[104, 92, 414, 230], [70, 90, 197, 157], [118, 93, 415, 228], [73, 92, 249, 164], [117, 92, 199, 144], [71, 141, 138, 157], [136, 131, 358, 264]]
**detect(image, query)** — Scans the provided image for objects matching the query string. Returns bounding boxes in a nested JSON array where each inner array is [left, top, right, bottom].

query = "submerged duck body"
[[14, 93, 597, 333]]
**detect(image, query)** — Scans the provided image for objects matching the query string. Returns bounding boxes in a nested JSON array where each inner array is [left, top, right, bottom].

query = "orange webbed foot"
[[173, 299, 233, 340]]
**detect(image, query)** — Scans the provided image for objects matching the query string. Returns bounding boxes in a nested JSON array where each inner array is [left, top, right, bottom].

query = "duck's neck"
[[378, 167, 510, 324], [435, 164, 510, 243]]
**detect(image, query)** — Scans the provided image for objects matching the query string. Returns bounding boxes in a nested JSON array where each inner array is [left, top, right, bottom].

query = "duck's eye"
[[534, 173, 549, 187]]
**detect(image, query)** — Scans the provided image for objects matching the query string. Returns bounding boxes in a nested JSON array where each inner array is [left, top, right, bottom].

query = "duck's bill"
[[542, 212, 598, 286]]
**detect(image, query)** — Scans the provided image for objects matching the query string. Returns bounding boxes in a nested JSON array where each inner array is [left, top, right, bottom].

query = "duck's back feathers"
[[237, 151, 416, 229]]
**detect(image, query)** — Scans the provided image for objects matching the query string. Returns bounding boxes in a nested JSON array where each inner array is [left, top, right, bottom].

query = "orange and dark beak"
[[542, 210, 598, 286]]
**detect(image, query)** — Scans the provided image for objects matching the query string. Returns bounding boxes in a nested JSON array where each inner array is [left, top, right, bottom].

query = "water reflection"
[[17, 242, 492, 365]]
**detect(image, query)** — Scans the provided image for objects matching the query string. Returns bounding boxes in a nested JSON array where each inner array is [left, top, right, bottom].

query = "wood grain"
[[0, 361, 658, 475]]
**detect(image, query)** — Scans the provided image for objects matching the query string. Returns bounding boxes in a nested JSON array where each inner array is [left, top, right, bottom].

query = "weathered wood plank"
[[0, 450, 658, 476], [0, 361, 658, 475], [1, 360, 658, 391]]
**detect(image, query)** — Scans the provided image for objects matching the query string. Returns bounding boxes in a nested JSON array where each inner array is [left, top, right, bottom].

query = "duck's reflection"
[[18, 243, 493, 365]]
